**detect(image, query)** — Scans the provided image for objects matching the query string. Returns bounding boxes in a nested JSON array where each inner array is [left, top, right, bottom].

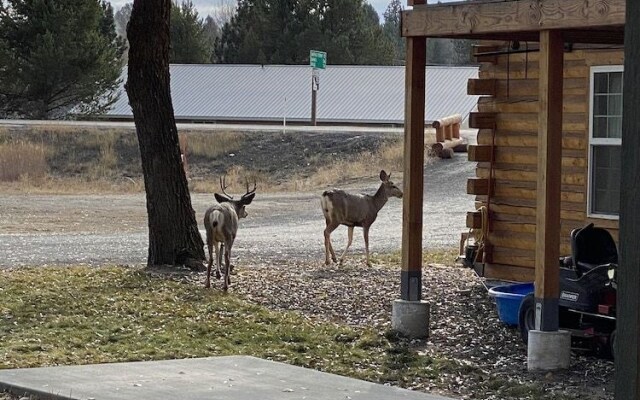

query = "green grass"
[[0, 265, 578, 399], [0, 266, 435, 380]]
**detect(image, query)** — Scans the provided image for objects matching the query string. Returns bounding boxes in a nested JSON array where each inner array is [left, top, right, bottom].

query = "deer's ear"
[[215, 193, 230, 203], [379, 170, 388, 181], [241, 192, 256, 205]]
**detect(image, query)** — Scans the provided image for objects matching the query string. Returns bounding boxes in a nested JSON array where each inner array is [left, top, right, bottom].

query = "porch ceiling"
[[401, 0, 625, 45]]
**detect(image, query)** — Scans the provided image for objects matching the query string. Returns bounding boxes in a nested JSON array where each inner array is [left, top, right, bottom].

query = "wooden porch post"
[[401, 7, 426, 302], [616, 0, 640, 396], [534, 30, 563, 331]]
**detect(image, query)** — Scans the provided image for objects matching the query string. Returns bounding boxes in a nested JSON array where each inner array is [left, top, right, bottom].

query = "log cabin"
[[466, 42, 623, 282], [398, 0, 640, 392]]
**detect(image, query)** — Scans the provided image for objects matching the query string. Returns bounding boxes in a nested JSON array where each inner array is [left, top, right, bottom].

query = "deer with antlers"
[[203, 177, 256, 291], [321, 170, 403, 267]]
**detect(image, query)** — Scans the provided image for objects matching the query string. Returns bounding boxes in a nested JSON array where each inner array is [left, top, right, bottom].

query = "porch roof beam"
[[401, 0, 625, 44]]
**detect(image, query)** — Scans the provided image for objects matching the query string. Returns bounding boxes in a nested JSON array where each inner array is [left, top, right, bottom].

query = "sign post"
[[309, 50, 326, 126]]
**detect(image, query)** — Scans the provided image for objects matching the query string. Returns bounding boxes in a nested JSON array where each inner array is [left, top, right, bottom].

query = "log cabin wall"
[[466, 43, 624, 281]]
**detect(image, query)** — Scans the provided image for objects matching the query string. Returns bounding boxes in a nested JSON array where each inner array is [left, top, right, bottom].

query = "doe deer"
[[321, 170, 403, 266], [203, 177, 256, 291]]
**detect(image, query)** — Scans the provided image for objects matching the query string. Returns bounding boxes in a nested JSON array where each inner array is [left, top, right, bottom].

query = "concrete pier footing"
[[391, 299, 430, 338], [527, 330, 571, 371]]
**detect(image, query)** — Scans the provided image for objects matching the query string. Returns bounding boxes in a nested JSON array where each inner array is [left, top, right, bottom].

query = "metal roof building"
[[107, 64, 479, 125]]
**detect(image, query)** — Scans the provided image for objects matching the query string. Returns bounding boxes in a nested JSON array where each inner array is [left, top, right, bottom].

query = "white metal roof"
[[107, 64, 479, 125]]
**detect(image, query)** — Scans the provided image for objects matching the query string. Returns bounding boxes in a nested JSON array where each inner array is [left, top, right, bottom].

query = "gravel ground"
[[0, 151, 475, 268], [229, 260, 615, 400]]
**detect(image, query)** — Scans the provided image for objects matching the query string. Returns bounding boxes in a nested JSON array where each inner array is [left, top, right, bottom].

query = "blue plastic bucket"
[[488, 282, 534, 325]]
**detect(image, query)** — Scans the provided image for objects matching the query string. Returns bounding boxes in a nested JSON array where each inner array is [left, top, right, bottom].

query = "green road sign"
[[310, 50, 327, 69]]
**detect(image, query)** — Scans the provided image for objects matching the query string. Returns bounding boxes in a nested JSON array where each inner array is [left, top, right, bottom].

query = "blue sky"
[[110, 0, 458, 22]]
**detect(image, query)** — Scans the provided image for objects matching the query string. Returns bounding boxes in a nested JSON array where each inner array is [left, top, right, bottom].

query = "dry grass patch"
[[0, 142, 48, 181], [190, 165, 273, 194], [0, 125, 438, 194], [279, 138, 417, 192], [0, 176, 144, 194], [185, 130, 245, 158]]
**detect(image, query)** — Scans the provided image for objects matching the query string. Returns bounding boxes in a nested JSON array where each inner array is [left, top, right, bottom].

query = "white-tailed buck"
[[321, 170, 403, 266], [204, 178, 256, 291]]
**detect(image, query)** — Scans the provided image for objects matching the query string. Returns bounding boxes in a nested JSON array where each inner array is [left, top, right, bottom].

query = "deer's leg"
[[214, 242, 222, 280], [363, 226, 372, 267], [223, 241, 232, 292], [324, 222, 339, 265], [205, 235, 213, 288], [339, 226, 354, 264], [216, 244, 223, 279]]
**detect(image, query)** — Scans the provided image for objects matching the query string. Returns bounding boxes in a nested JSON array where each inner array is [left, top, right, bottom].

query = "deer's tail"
[[210, 210, 224, 229], [205, 208, 225, 232]]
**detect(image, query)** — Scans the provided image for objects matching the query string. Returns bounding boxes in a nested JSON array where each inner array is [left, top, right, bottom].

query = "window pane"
[[609, 94, 623, 116], [610, 72, 623, 93], [593, 117, 608, 138], [594, 73, 608, 94], [594, 95, 608, 115], [608, 117, 622, 139], [591, 146, 621, 215]]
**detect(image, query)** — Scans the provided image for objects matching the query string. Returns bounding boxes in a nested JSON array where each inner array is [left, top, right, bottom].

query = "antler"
[[242, 179, 257, 199], [219, 176, 233, 199]]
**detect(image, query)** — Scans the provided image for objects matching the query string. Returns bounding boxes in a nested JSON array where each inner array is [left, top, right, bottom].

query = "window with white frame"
[[589, 65, 623, 218]]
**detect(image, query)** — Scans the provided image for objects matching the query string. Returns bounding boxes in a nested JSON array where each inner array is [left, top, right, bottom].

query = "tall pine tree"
[[170, 1, 211, 63], [215, 0, 393, 65], [0, 0, 125, 118], [382, 0, 405, 65]]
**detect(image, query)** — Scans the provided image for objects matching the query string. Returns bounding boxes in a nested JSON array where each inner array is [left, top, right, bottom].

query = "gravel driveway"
[[0, 153, 475, 268]]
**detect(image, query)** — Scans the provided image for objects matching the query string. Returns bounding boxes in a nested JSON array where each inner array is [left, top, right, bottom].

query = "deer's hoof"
[[204, 282, 211, 289]]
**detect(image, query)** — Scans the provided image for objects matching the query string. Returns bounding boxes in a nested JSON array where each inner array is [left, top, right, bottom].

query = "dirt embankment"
[[1, 125, 400, 186]]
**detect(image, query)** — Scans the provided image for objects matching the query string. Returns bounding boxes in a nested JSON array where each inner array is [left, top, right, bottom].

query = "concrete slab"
[[0, 356, 454, 400]]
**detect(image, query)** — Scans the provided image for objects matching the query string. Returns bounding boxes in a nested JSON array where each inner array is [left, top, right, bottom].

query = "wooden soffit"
[[401, 0, 625, 44]]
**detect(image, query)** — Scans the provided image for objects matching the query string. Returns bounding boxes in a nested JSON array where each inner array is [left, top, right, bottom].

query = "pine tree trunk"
[[125, 0, 205, 268]]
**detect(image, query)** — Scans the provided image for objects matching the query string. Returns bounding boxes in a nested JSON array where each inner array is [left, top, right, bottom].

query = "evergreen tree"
[[451, 38, 474, 65], [113, 1, 215, 64], [170, 1, 211, 63], [203, 15, 220, 63], [427, 39, 451, 65], [0, 0, 126, 119], [382, 0, 405, 65], [114, 3, 133, 64], [427, 38, 475, 65], [215, 0, 394, 65], [114, 3, 133, 39]]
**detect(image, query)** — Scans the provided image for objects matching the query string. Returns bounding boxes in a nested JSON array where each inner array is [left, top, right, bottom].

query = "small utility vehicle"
[[518, 223, 618, 358]]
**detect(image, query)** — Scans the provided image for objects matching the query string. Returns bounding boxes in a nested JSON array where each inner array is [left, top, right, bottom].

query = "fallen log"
[[431, 138, 465, 159]]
